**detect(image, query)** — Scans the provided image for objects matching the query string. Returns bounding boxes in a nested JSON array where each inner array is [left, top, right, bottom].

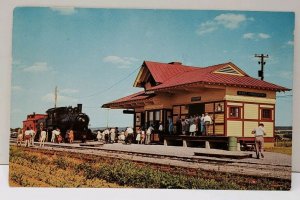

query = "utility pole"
[[54, 86, 58, 108], [255, 54, 269, 81]]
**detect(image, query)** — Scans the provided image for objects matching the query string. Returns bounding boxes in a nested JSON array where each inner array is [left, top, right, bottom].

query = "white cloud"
[[242, 33, 271, 40], [23, 62, 49, 72], [103, 56, 139, 68], [197, 13, 250, 36], [243, 33, 255, 39], [214, 13, 247, 29], [196, 21, 218, 36], [42, 92, 78, 105], [287, 40, 294, 46], [50, 7, 76, 15], [258, 33, 271, 39]]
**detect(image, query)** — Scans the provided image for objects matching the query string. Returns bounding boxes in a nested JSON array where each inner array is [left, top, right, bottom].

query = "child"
[[69, 130, 74, 144], [17, 128, 23, 147], [57, 134, 63, 143], [136, 128, 141, 144], [140, 129, 145, 144]]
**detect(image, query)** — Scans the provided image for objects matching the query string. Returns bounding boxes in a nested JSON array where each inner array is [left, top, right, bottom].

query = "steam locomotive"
[[36, 104, 93, 142]]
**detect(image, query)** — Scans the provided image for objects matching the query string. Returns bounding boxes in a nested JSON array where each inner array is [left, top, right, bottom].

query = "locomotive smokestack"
[[77, 104, 82, 112]]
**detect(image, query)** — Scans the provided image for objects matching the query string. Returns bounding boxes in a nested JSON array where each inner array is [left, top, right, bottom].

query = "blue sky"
[[11, 7, 294, 128]]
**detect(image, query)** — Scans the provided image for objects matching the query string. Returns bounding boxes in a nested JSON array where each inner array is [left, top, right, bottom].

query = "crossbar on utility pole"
[[255, 54, 269, 81]]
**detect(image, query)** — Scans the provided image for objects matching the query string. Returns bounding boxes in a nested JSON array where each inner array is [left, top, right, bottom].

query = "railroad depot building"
[[102, 61, 290, 147]]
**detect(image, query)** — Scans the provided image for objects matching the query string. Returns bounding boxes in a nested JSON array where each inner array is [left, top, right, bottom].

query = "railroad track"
[[9, 139, 291, 180]]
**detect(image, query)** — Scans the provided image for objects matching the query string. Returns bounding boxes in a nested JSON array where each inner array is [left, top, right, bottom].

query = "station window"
[[149, 111, 154, 121], [261, 109, 272, 120], [229, 107, 240, 119], [155, 110, 160, 121]]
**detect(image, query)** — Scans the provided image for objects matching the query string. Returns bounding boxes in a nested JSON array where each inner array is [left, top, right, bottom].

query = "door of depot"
[[188, 103, 205, 116]]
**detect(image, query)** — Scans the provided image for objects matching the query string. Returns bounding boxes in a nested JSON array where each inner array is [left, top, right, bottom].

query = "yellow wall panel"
[[205, 103, 214, 113], [215, 125, 224, 135], [163, 88, 225, 106], [227, 121, 242, 137], [214, 114, 224, 123], [244, 104, 259, 119], [261, 122, 274, 137], [244, 121, 258, 137], [225, 95, 276, 104]]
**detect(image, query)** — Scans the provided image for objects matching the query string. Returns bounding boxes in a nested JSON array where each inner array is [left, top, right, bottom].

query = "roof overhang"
[[147, 81, 291, 93], [102, 91, 155, 109]]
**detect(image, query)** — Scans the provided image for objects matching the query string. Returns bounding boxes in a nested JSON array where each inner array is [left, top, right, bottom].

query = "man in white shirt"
[[30, 128, 36, 146], [51, 128, 60, 143], [103, 129, 110, 143], [125, 127, 134, 144], [24, 128, 31, 147], [146, 125, 154, 145], [96, 130, 102, 141], [110, 128, 116, 143], [203, 113, 212, 136], [39, 130, 47, 147], [252, 123, 266, 159], [51, 129, 56, 143]]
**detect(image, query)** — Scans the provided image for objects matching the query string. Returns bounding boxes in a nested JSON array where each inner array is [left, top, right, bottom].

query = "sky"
[[11, 7, 294, 128]]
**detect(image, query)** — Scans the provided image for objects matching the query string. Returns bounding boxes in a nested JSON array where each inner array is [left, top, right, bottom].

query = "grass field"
[[265, 147, 292, 155], [9, 146, 291, 190]]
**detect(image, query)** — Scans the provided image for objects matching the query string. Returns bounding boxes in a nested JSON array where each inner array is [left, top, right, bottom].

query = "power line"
[[73, 66, 141, 99]]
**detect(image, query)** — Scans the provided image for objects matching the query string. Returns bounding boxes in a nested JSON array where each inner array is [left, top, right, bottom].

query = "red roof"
[[144, 61, 198, 83], [145, 62, 289, 92], [102, 91, 152, 108], [102, 61, 290, 108]]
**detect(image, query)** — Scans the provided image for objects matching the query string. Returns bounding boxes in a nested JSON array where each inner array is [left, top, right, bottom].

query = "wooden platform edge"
[[194, 152, 253, 159]]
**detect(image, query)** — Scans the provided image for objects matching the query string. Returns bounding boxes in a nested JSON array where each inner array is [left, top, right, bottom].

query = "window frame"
[[261, 108, 272, 121], [228, 106, 241, 119]]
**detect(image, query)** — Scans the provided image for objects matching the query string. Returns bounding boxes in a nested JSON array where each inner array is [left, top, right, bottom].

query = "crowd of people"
[[96, 125, 156, 145], [18, 127, 36, 147], [15, 113, 214, 148], [94, 112, 213, 146], [168, 113, 213, 136], [16, 127, 75, 147]]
